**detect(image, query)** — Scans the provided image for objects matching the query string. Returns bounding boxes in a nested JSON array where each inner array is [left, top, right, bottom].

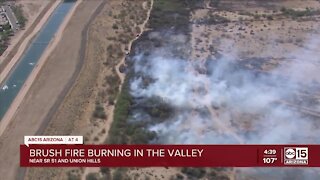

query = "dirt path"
[[204, 0, 213, 9], [115, 0, 153, 88], [0, 0, 60, 86], [81, 1, 154, 179]]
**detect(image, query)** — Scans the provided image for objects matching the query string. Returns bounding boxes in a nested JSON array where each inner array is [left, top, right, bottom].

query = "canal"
[[0, 1, 75, 120]]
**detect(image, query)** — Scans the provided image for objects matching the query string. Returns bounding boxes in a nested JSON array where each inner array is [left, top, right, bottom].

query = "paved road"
[[3, 4, 18, 31]]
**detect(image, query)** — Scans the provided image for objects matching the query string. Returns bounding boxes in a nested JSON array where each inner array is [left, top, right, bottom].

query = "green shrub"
[[86, 173, 99, 180], [112, 24, 119, 30], [12, 5, 27, 28], [93, 104, 106, 119], [281, 7, 320, 18], [181, 168, 206, 179]]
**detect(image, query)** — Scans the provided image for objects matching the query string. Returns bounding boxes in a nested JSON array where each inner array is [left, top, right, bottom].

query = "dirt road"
[[82, 0, 154, 178], [115, 0, 154, 88]]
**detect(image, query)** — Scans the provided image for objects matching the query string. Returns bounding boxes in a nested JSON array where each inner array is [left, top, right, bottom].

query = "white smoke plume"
[[128, 35, 320, 178], [129, 35, 320, 145]]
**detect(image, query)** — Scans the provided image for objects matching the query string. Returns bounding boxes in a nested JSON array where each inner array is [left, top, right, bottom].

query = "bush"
[[112, 168, 126, 180], [100, 167, 110, 175], [267, 15, 273, 20], [149, 0, 191, 33], [112, 24, 119, 30], [107, 80, 132, 144], [207, 14, 230, 24], [170, 174, 184, 180], [281, 7, 320, 18], [181, 168, 206, 179], [100, 167, 111, 179], [86, 173, 99, 180], [254, 14, 260, 20], [131, 128, 157, 144], [12, 5, 27, 28], [141, 96, 173, 120], [67, 171, 80, 180], [93, 104, 106, 119]]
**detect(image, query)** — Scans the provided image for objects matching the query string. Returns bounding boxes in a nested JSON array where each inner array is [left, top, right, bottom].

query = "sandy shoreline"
[[0, 0, 82, 137]]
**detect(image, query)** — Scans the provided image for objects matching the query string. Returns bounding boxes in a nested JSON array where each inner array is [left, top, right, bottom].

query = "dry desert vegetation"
[[61, 0, 320, 179], [23, 0, 153, 179], [2, 0, 320, 180]]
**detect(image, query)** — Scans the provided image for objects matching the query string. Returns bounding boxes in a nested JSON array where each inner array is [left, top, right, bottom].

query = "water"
[[0, 1, 75, 120]]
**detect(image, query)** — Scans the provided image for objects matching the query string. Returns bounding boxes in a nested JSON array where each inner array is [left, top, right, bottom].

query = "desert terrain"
[[1, 0, 320, 180], [25, 0, 153, 179], [99, 0, 320, 179]]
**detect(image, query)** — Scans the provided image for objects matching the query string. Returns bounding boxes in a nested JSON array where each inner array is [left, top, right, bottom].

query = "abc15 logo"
[[284, 147, 308, 160]]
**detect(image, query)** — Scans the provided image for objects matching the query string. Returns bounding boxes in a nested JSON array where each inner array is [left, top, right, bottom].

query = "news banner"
[[21, 136, 319, 167]]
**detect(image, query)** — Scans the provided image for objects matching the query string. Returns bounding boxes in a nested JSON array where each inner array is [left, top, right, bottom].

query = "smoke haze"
[[129, 36, 320, 145]]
